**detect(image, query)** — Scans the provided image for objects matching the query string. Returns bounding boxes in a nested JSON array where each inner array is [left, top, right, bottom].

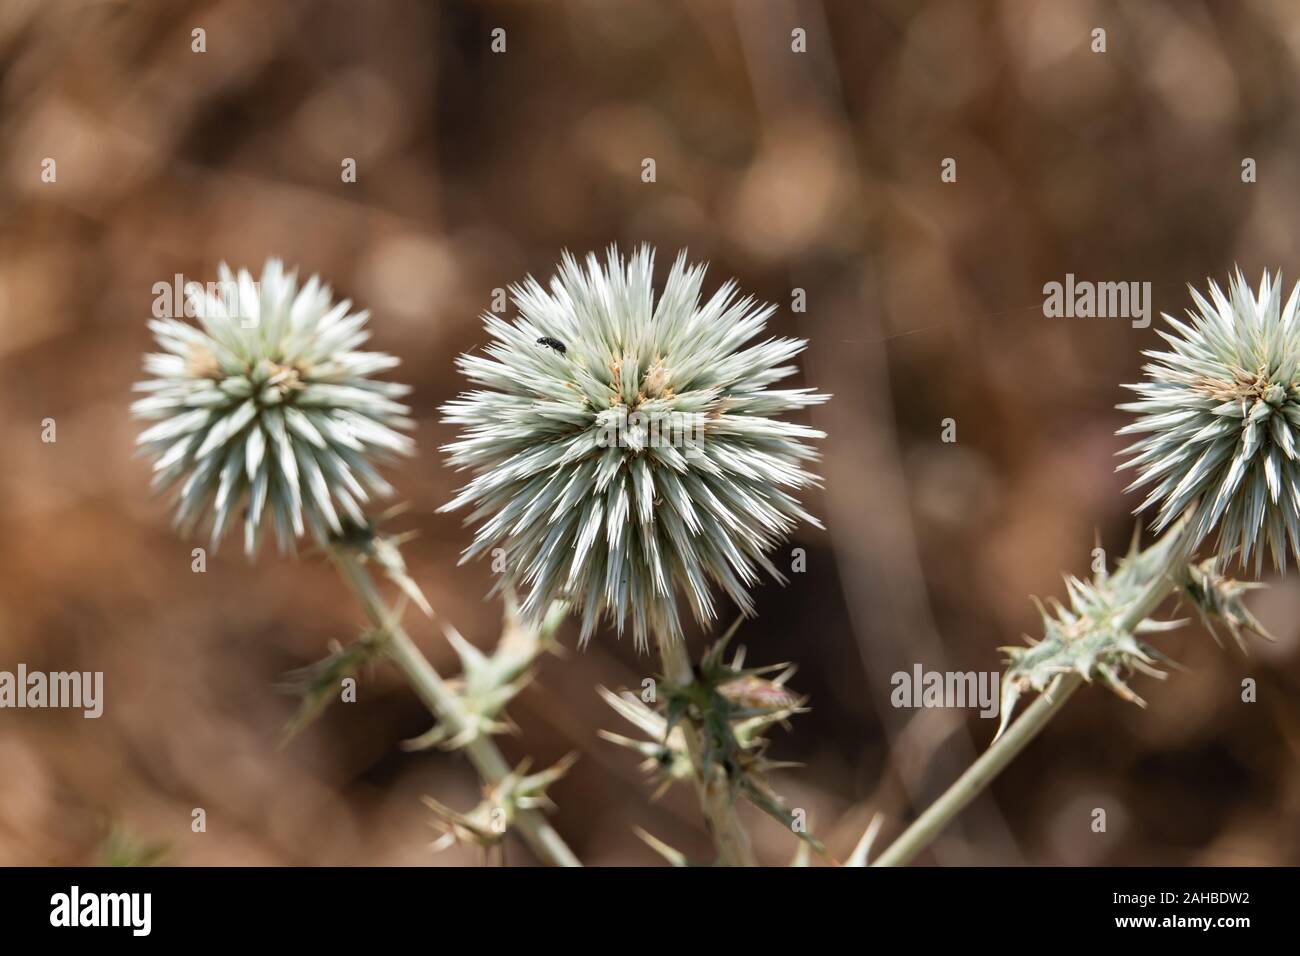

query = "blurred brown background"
[[1, 0, 1298, 866]]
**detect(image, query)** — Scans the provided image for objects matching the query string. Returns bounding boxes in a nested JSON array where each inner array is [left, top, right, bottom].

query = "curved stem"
[[871, 672, 1083, 867], [329, 545, 582, 868], [872, 519, 1195, 867], [654, 630, 758, 866]]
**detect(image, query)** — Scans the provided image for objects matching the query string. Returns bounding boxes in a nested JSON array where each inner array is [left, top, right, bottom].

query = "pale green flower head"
[[1118, 269, 1300, 571], [133, 259, 414, 554], [440, 246, 828, 648]]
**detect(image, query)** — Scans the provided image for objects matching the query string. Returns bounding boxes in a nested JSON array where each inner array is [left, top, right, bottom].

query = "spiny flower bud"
[[440, 246, 828, 649], [1118, 269, 1300, 572], [132, 260, 414, 554]]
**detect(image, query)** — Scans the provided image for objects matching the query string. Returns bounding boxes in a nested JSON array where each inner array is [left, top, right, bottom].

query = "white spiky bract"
[[1119, 270, 1300, 573], [440, 246, 828, 649], [133, 259, 414, 554]]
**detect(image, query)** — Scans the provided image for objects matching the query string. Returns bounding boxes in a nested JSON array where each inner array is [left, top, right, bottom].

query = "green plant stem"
[[329, 545, 582, 868], [654, 630, 758, 867], [872, 519, 1195, 867]]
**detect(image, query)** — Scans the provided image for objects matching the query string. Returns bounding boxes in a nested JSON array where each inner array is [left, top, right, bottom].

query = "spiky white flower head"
[[1119, 269, 1300, 572], [132, 259, 414, 554], [440, 246, 828, 649]]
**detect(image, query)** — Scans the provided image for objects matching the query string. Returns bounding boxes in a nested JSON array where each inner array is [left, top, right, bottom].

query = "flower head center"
[[1196, 368, 1293, 408], [186, 345, 222, 380], [607, 355, 675, 410]]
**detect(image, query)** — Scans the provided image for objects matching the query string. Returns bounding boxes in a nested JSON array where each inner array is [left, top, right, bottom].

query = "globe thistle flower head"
[[132, 259, 414, 555], [440, 246, 828, 649], [1118, 269, 1300, 572]]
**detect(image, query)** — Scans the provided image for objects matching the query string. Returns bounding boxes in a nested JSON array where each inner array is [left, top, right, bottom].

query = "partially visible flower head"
[[132, 259, 414, 554], [1118, 269, 1300, 571], [440, 246, 828, 648]]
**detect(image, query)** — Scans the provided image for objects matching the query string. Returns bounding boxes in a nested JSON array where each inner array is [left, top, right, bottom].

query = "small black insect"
[[537, 335, 567, 355]]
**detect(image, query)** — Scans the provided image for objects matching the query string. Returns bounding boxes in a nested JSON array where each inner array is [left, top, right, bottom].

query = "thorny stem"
[[328, 545, 582, 868], [872, 517, 1196, 868], [654, 630, 759, 867]]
